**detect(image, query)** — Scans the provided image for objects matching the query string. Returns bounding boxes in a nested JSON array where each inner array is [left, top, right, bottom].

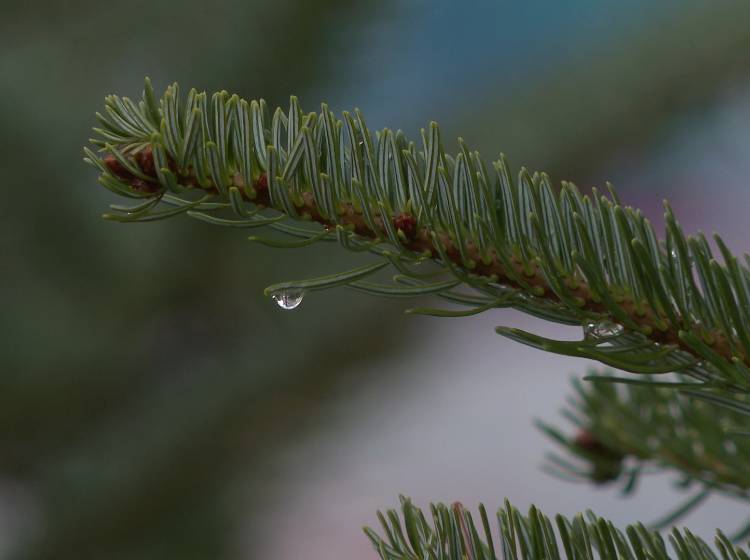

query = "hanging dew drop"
[[271, 289, 305, 310], [583, 319, 624, 340]]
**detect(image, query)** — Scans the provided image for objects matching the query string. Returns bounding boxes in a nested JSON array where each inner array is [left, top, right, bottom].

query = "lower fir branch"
[[366, 496, 748, 560]]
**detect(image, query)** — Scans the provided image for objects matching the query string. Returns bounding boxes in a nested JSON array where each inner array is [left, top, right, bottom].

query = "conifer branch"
[[539, 371, 750, 502], [85, 80, 750, 558], [84, 79, 750, 388], [365, 496, 749, 560]]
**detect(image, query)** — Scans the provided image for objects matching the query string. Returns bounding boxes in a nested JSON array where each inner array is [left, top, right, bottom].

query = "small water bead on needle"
[[583, 319, 624, 340], [271, 288, 305, 310]]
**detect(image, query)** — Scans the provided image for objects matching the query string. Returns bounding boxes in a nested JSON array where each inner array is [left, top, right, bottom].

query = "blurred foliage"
[[540, 374, 750, 514], [3, 1, 750, 558], [1, 1, 405, 558], [448, 0, 750, 183]]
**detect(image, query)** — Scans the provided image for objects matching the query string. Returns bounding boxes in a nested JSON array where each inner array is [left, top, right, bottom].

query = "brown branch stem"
[[105, 150, 742, 369], [246, 178, 739, 368]]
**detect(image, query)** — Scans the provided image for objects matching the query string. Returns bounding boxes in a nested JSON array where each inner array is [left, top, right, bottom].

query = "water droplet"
[[271, 289, 305, 310], [583, 319, 624, 340]]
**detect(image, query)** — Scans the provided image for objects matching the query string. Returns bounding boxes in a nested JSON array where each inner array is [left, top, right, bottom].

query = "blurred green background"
[[2, 1, 750, 558]]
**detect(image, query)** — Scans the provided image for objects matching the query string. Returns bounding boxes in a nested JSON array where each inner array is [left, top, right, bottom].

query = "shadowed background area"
[[1, 1, 750, 558]]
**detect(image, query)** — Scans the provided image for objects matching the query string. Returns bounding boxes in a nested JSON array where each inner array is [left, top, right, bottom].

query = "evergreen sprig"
[[365, 496, 748, 560], [538, 371, 750, 529], [85, 79, 750, 390], [85, 81, 750, 555]]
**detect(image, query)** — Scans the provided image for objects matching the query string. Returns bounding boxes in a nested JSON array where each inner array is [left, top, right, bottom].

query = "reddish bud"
[[184, 176, 200, 188], [255, 173, 268, 192], [130, 178, 160, 194], [574, 430, 601, 452], [393, 212, 417, 239], [574, 430, 624, 461], [135, 146, 156, 177], [103, 154, 134, 181]]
